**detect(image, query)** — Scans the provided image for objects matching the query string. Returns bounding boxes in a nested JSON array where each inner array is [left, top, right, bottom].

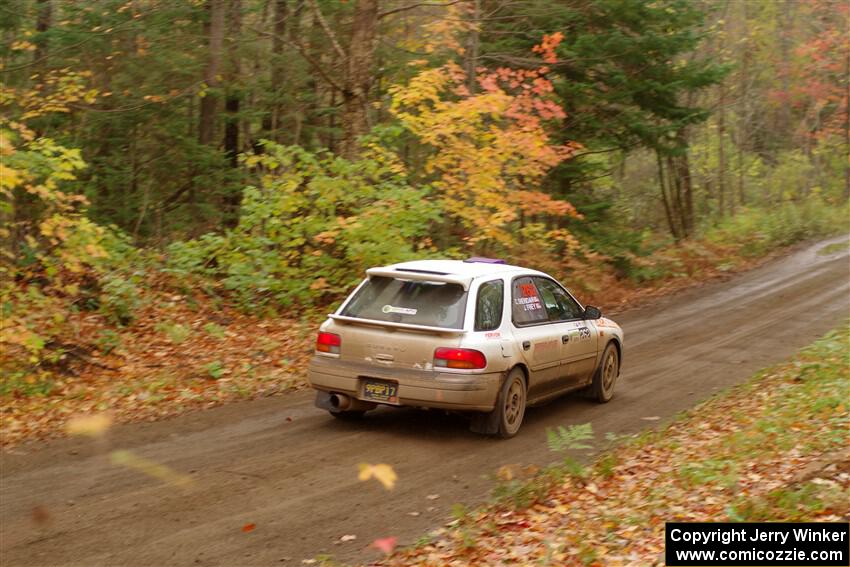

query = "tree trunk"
[[263, 0, 289, 141], [844, 43, 850, 201], [657, 151, 681, 241], [223, 0, 242, 167], [223, 0, 242, 226], [779, 0, 794, 144], [718, 81, 727, 217], [465, 0, 480, 94], [340, 0, 378, 159], [677, 151, 695, 237], [198, 0, 226, 146], [737, 0, 749, 207], [34, 0, 52, 65]]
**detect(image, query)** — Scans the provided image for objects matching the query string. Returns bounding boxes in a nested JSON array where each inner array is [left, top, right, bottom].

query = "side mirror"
[[583, 305, 602, 320]]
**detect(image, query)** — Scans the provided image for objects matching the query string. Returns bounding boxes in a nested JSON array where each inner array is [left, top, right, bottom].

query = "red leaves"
[[241, 523, 256, 533]]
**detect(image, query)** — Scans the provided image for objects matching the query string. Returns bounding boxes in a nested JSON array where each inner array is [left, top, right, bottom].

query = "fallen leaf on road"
[[340, 534, 357, 542], [31, 505, 51, 526], [242, 523, 256, 533]]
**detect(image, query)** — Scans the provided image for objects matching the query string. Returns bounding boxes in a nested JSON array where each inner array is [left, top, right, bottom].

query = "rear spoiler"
[[365, 268, 472, 291], [328, 314, 466, 335]]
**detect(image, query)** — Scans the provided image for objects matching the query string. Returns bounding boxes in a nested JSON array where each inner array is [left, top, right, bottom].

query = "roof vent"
[[464, 257, 506, 264]]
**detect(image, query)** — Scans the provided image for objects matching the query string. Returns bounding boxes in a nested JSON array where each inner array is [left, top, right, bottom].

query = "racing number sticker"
[[514, 283, 543, 312]]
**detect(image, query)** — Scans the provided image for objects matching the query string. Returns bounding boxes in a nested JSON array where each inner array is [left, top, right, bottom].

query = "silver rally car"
[[307, 258, 623, 437]]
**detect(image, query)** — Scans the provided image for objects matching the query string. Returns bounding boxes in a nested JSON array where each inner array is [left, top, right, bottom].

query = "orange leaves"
[[532, 32, 564, 64], [388, 35, 580, 251], [241, 523, 256, 533]]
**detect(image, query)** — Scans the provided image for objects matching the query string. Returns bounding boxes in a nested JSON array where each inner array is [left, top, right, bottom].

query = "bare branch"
[[306, 0, 347, 60], [250, 26, 346, 93], [378, 0, 464, 20]]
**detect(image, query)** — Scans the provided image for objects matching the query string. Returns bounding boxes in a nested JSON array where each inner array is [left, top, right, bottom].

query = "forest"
[[1, 0, 849, 427]]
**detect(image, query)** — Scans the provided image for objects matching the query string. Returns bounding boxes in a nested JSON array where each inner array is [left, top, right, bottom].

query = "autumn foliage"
[[390, 32, 581, 249]]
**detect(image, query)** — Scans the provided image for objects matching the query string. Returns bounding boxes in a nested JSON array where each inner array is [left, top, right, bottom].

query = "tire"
[[591, 342, 619, 403], [329, 410, 366, 420], [495, 367, 527, 438]]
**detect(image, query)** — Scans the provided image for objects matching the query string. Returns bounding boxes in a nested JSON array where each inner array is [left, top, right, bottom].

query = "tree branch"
[[251, 26, 347, 93], [307, 0, 347, 60], [378, 0, 464, 20]]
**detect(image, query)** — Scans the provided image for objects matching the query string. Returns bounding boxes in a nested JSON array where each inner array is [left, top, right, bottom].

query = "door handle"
[[562, 335, 570, 344], [522, 341, 531, 351]]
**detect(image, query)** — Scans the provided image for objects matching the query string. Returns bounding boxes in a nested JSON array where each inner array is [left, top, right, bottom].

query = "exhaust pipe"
[[329, 393, 352, 410]]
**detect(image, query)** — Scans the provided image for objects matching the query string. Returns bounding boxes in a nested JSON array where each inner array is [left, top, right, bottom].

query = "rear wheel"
[[592, 343, 619, 402], [495, 367, 527, 438]]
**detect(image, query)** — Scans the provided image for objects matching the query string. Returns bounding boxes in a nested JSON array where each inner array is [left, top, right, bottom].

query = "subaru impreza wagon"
[[307, 258, 623, 437]]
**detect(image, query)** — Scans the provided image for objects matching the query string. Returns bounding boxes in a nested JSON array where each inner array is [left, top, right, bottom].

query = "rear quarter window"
[[340, 276, 468, 329], [474, 279, 504, 331]]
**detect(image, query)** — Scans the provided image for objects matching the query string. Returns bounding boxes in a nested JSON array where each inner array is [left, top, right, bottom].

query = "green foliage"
[[0, 371, 55, 397], [94, 329, 122, 355], [155, 321, 191, 344], [205, 360, 225, 380], [203, 322, 226, 339], [167, 143, 440, 310], [704, 199, 849, 257], [546, 423, 594, 452], [99, 273, 143, 325]]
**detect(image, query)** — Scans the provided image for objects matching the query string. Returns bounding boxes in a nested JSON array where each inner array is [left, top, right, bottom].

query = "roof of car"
[[382, 259, 534, 278]]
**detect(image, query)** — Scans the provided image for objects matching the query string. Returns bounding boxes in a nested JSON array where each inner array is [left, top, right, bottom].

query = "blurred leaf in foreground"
[[358, 463, 397, 490], [66, 413, 113, 437], [110, 450, 192, 488]]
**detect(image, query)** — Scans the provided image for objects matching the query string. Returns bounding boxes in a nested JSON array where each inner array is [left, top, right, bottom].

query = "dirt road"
[[2, 237, 848, 566]]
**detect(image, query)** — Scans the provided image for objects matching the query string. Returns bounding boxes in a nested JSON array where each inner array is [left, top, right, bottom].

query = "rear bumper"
[[307, 355, 502, 412]]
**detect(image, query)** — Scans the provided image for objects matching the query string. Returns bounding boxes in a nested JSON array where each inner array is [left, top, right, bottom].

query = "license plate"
[[362, 379, 399, 403]]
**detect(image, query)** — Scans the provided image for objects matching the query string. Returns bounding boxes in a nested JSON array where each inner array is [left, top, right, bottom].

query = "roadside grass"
[[384, 323, 850, 566], [818, 238, 850, 256]]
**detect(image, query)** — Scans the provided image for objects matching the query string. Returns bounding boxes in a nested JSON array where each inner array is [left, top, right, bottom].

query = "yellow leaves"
[[387, 47, 577, 251], [6, 70, 99, 121], [66, 413, 113, 437], [358, 463, 397, 490], [0, 165, 21, 191], [11, 40, 36, 52]]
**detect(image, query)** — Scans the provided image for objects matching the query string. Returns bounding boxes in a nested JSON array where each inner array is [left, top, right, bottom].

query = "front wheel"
[[591, 343, 619, 403]]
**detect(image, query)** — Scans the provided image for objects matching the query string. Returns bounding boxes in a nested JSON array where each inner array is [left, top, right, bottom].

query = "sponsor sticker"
[[382, 305, 417, 315]]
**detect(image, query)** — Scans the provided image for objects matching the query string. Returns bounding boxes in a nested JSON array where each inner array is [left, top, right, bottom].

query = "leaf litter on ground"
[[380, 324, 850, 566]]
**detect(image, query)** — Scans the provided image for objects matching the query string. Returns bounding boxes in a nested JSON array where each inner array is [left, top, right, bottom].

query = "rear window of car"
[[340, 276, 469, 329]]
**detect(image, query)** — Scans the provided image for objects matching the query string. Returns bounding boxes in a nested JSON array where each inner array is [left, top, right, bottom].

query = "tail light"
[[316, 332, 341, 354], [434, 347, 487, 370]]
